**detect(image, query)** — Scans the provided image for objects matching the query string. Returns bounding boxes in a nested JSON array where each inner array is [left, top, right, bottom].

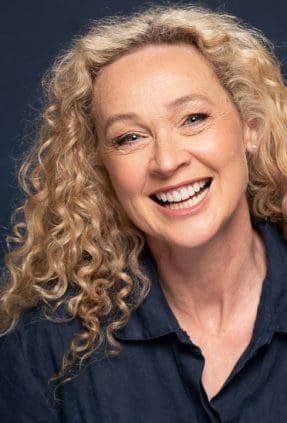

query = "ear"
[[243, 119, 259, 154]]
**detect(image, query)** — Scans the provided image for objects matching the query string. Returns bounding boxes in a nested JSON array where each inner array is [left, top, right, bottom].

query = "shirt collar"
[[115, 247, 181, 341], [115, 220, 287, 341], [254, 219, 287, 334]]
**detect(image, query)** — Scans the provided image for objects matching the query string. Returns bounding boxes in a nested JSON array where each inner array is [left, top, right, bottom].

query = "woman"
[[1, 4, 287, 422]]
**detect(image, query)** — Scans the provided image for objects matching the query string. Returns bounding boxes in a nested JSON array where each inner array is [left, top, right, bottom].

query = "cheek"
[[211, 127, 249, 193], [201, 124, 246, 170], [104, 156, 146, 199]]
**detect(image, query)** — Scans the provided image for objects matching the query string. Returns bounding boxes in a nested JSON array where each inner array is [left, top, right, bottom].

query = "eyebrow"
[[104, 113, 138, 133], [104, 94, 213, 132], [167, 93, 214, 109]]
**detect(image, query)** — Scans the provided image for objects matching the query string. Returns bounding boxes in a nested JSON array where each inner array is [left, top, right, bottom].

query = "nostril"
[[150, 144, 191, 175]]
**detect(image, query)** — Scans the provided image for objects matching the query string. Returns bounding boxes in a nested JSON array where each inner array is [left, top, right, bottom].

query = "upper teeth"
[[155, 180, 208, 203]]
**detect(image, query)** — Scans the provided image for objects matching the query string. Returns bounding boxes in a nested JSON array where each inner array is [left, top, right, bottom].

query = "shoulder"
[[0, 306, 83, 422], [0, 305, 83, 371]]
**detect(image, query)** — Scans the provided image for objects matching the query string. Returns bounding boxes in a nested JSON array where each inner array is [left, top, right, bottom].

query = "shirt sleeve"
[[0, 328, 60, 423]]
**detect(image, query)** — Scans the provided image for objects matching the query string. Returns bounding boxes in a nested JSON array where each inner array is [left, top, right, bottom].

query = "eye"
[[114, 132, 141, 146], [183, 113, 209, 125]]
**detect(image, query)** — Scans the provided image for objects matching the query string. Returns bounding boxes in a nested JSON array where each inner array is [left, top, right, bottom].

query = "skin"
[[93, 43, 266, 399]]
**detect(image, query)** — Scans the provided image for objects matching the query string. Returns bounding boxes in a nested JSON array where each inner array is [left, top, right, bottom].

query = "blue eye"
[[115, 133, 139, 146], [184, 113, 209, 125]]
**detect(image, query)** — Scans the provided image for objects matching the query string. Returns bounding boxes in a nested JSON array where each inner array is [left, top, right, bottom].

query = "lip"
[[153, 179, 212, 217], [150, 177, 212, 196]]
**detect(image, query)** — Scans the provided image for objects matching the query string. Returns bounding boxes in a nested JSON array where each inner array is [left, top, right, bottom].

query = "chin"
[[146, 220, 222, 251]]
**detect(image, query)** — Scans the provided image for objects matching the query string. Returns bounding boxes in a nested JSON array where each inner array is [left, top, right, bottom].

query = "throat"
[[152, 216, 266, 330]]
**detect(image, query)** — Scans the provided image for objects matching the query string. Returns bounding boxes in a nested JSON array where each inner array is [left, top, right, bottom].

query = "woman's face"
[[93, 43, 257, 249]]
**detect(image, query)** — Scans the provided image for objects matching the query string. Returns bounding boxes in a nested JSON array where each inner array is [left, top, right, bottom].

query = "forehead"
[[92, 43, 227, 116]]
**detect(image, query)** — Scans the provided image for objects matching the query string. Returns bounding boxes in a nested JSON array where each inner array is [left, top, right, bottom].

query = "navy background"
[[1, 0, 287, 264]]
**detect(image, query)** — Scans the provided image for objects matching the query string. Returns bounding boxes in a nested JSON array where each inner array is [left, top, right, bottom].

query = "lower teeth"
[[164, 187, 207, 210]]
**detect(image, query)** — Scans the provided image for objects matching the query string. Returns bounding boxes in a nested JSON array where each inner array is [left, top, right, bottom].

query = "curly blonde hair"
[[2, 4, 287, 378]]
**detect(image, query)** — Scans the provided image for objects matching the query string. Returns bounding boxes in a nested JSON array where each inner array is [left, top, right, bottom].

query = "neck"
[[147, 209, 266, 333]]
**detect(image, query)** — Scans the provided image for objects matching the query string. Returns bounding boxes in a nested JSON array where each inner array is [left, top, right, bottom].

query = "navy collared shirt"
[[1, 221, 287, 422]]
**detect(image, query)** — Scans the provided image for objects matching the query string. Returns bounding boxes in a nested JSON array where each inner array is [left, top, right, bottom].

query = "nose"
[[149, 131, 191, 176]]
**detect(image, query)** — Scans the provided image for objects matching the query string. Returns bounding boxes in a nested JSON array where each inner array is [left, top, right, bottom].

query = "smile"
[[151, 178, 212, 209]]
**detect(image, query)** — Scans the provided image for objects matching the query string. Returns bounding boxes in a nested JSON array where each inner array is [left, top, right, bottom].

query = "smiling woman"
[[94, 43, 252, 248], [1, 4, 287, 423]]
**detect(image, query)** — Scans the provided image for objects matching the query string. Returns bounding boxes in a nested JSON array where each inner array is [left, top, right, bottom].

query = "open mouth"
[[151, 178, 212, 210]]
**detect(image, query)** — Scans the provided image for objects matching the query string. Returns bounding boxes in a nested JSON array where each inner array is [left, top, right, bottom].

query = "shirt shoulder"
[[1, 305, 82, 367], [0, 306, 83, 422]]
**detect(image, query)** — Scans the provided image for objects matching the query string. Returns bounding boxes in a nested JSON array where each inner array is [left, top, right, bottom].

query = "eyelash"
[[114, 133, 140, 146], [113, 113, 209, 146], [183, 113, 209, 125]]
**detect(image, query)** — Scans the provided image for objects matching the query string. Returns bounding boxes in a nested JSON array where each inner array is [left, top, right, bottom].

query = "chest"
[[199, 335, 251, 399], [181, 321, 256, 400], [61, 331, 287, 423]]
